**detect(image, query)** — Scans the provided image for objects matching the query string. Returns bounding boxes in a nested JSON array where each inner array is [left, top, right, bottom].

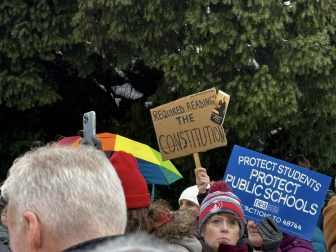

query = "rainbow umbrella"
[[57, 132, 182, 185]]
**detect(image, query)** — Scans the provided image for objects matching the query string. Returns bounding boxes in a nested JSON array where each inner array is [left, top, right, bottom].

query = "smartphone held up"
[[83, 111, 96, 146]]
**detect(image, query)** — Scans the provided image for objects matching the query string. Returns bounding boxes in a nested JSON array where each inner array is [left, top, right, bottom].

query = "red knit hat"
[[110, 151, 150, 209]]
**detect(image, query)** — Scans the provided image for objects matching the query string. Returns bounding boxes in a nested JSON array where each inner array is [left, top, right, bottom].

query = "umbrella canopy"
[[57, 132, 182, 185]]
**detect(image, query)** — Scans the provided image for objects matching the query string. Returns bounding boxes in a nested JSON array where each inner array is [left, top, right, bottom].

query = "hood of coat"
[[152, 210, 197, 242], [170, 236, 202, 252]]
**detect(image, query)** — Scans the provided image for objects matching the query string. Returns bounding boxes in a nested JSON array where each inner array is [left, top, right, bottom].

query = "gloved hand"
[[78, 130, 102, 150], [80, 136, 102, 150], [77, 130, 114, 158], [257, 216, 283, 252]]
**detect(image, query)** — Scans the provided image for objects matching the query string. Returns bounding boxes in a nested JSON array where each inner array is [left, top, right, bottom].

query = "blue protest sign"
[[224, 145, 331, 240]]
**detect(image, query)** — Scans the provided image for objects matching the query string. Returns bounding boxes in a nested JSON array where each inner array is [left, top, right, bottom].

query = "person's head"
[[149, 199, 172, 231], [1, 144, 127, 252], [110, 151, 151, 232], [198, 181, 245, 251], [125, 208, 153, 233], [178, 185, 200, 217], [127, 199, 172, 234]]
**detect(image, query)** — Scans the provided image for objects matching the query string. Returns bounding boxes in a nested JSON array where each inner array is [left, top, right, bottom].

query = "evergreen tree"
[[74, 0, 336, 177], [1, 1, 336, 199]]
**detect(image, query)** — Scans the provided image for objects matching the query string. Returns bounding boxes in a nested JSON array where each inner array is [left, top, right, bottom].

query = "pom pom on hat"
[[198, 181, 245, 233], [110, 151, 150, 209], [208, 180, 232, 194]]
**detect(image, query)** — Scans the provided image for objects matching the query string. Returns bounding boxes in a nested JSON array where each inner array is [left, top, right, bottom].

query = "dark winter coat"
[[199, 238, 252, 252], [63, 235, 121, 252], [279, 233, 314, 252]]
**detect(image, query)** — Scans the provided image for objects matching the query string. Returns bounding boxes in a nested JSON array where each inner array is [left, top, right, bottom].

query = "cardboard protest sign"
[[224, 145, 331, 240], [150, 88, 227, 160]]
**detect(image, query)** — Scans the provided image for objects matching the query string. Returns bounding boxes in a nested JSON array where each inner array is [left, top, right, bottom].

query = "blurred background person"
[[288, 154, 326, 252], [323, 195, 336, 252], [179, 185, 201, 217], [111, 151, 202, 251]]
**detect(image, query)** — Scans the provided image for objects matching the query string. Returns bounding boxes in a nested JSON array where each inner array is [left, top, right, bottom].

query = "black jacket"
[[63, 235, 121, 252]]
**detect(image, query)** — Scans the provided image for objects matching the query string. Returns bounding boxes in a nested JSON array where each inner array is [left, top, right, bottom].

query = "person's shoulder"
[[170, 236, 202, 252], [63, 235, 122, 252], [327, 195, 336, 205], [324, 195, 336, 216], [280, 233, 313, 252]]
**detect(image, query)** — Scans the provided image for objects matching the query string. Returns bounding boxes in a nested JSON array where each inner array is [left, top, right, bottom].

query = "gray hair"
[[1, 144, 126, 244], [93, 233, 177, 252]]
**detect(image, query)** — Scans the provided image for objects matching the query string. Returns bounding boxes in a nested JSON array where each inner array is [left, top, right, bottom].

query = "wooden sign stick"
[[193, 152, 202, 168]]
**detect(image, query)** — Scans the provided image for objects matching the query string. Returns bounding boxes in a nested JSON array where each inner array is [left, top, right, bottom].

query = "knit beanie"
[[178, 185, 200, 207], [110, 151, 150, 209], [198, 181, 245, 233]]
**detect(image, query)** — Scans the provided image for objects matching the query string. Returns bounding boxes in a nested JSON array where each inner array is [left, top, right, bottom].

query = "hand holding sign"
[[247, 217, 282, 252], [257, 217, 283, 252], [195, 167, 210, 194]]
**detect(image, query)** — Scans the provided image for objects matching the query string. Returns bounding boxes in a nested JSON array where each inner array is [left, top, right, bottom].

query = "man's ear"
[[23, 211, 42, 251]]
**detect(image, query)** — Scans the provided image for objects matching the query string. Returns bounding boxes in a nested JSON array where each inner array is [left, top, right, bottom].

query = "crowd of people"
[[0, 141, 335, 252]]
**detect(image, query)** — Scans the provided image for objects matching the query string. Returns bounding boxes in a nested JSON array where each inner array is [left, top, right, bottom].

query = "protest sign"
[[150, 88, 227, 160], [224, 145, 332, 240]]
